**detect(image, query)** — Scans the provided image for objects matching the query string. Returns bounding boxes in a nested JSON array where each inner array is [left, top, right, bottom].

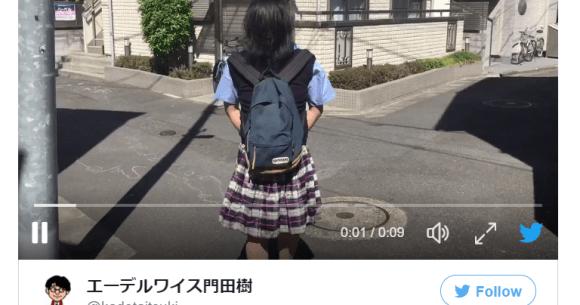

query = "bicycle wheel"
[[536, 38, 544, 57], [524, 43, 533, 62], [518, 43, 525, 64], [213, 61, 223, 93]]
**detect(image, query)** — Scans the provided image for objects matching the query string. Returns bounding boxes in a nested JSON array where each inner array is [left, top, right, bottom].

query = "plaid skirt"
[[218, 143, 322, 239]]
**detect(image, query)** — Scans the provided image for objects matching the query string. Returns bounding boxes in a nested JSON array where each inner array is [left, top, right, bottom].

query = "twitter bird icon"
[[455, 285, 470, 298], [520, 223, 543, 243]]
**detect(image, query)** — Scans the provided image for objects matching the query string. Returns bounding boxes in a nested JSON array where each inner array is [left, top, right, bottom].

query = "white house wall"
[[489, 0, 557, 57], [353, 21, 463, 67], [102, 0, 153, 58], [296, 20, 463, 72], [295, 27, 335, 72]]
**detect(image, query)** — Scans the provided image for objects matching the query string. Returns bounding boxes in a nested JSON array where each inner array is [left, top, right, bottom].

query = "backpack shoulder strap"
[[279, 49, 315, 83], [227, 52, 261, 86]]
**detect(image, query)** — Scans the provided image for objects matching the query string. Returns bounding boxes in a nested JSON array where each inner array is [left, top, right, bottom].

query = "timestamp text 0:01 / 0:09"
[[340, 227, 404, 238]]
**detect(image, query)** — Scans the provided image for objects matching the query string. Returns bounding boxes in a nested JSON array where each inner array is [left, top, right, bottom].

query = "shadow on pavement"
[[64, 101, 220, 259], [434, 76, 558, 235], [57, 108, 145, 173]]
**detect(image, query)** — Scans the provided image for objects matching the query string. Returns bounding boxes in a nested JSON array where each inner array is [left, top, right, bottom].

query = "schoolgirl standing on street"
[[213, 0, 336, 259]]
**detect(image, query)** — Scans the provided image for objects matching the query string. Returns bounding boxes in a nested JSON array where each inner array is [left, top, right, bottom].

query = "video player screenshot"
[[14, 0, 571, 304]]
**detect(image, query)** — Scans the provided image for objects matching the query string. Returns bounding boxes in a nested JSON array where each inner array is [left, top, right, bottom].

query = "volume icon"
[[427, 222, 449, 244]]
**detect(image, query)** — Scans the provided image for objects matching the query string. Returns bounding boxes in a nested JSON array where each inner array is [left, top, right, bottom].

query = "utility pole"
[[18, 0, 60, 259], [108, 0, 116, 65], [92, 0, 97, 46], [214, 0, 222, 64]]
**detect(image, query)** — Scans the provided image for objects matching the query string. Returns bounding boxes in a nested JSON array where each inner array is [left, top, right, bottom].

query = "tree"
[[138, 0, 194, 74]]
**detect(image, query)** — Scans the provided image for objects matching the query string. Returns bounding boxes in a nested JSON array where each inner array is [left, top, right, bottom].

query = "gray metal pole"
[[108, 0, 116, 65], [488, 17, 494, 67], [214, 0, 222, 63], [92, 0, 97, 46], [18, 0, 59, 259]]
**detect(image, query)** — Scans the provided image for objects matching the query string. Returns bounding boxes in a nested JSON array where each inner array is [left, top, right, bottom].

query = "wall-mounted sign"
[[55, 3, 76, 21]]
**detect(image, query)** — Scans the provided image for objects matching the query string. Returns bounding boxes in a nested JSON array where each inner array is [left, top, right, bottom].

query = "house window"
[[330, 0, 369, 21], [446, 21, 457, 51], [335, 27, 353, 69], [392, 0, 429, 19]]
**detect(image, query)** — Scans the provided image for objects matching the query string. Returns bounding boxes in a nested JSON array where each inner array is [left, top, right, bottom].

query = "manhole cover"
[[482, 100, 534, 108], [305, 196, 407, 241], [159, 130, 177, 136]]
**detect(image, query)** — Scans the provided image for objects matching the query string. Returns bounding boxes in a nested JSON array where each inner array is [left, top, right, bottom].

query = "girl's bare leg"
[[246, 236, 269, 259], [278, 233, 300, 259]]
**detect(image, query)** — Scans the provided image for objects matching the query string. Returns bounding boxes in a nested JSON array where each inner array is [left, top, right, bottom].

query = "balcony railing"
[[295, 9, 465, 27]]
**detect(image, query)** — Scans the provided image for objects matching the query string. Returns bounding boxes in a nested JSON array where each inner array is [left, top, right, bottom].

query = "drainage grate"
[[336, 212, 355, 219], [159, 130, 177, 136], [482, 100, 534, 109]]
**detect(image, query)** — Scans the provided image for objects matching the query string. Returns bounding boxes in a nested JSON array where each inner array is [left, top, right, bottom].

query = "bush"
[[328, 51, 481, 90], [328, 63, 409, 90], [138, 0, 194, 56], [114, 55, 154, 72], [138, 0, 195, 75], [446, 51, 481, 64], [403, 60, 427, 74], [421, 58, 445, 70], [168, 62, 213, 80]]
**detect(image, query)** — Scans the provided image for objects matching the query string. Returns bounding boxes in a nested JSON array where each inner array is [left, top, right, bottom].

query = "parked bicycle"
[[213, 37, 241, 93], [511, 27, 544, 64]]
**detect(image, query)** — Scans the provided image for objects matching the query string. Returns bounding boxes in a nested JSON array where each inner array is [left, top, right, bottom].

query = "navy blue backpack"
[[227, 50, 314, 174]]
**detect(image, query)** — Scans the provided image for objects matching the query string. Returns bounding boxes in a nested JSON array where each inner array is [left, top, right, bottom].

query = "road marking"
[[163, 93, 181, 98]]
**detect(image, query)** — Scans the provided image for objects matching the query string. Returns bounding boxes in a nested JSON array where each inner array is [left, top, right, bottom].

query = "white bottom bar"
[[18, 260, 557, 305]]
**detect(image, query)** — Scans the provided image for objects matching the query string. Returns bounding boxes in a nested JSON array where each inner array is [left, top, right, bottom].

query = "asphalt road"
[[55, 70, 558, 259]]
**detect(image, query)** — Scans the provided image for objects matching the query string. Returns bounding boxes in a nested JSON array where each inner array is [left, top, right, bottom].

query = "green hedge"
[[328, 51, 481, 91], [114, 56, 212, 80], [169, 63, 213, 80], [114, 55, 154, 72]]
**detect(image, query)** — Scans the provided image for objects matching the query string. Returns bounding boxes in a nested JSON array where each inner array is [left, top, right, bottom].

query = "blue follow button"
[[440, 275, 536, 305]]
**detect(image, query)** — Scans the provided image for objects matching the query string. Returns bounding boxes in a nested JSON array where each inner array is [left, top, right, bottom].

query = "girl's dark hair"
[[242, 0, 295, 63]]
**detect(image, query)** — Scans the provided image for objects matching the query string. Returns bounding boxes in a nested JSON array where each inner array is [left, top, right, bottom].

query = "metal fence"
[[296, 9, 464, 22]]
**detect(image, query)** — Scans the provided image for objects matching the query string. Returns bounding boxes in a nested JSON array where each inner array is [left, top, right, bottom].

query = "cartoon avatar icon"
[[45, 276, 71, 305]]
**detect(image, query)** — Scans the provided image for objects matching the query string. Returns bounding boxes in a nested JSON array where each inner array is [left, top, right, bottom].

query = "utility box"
[[546, 23, 558, 58]]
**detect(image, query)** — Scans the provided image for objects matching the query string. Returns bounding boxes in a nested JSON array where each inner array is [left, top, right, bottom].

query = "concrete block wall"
[[463, 32, 487, 57], [55, 29, 85, 59]]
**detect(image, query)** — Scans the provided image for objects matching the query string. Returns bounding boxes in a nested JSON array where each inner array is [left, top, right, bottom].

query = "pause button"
[[32, 222, 48, 244]]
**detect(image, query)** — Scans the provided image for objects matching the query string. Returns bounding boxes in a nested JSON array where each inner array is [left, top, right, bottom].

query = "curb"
[[322, 73, 489, 117], [487, 65, 558, 78]]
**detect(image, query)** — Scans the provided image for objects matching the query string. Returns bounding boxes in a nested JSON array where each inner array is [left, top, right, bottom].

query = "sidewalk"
[[485, 57, 558, 75]]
